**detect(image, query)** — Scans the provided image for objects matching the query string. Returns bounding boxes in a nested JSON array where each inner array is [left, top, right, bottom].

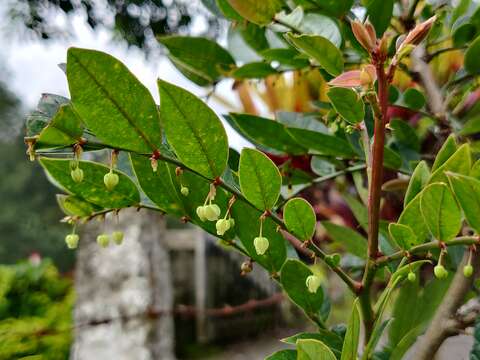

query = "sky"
[[0, 1, 250, 148]]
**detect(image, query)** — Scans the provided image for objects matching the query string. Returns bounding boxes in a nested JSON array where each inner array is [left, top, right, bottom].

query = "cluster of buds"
[[96, 231, 124, 248], [305, 274, 321, 294], [196, 183, 223, 223]]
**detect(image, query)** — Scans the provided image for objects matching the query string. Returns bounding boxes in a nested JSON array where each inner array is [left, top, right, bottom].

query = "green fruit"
[[65, 234, 79, 249], [216, 219, 230, 236], [204, 204, 221, 221], [112, 231, 124, 245], [228, 218, 235, 228], [305, 275, 321, 293], [96, 234, 110, 248], [180, 186, 189, 196], [196, 206, 207, 222], [326, 253, 341, 267], [253, 236, 269, 255], [407, 271, 416, 282], [71, 167, 84, 183], [104, 171, 119, 191], [434, 265, 448, 279], [463, 264, 474, 278]]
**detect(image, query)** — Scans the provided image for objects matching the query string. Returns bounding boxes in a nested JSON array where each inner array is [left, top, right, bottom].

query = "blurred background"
[[0, 1, 322, 359]]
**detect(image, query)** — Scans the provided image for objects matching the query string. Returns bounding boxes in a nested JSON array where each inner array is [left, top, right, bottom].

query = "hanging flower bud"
[[203, 204, 221, 221], [181, 186, 189, 196], [112, 231, 124, 245], [463, 264, 474, 278], [196, 206, 207, 222], [150, 158, 158, 172], [97, 234, 110, 248], [216, 219, 231, 236], [229, 218, 235, 228], [254, 236, 269, 255], [351, 20, 376, 52], [71, 167, 84, 183], [65, 234, 79, 249], [104, 171, 119, 191], [407, 271, 416, 282], [434, 265, 448, 279], [305, 275, 321, 293]]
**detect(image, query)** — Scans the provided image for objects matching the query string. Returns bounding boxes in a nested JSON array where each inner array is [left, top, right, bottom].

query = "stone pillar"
[[72, 209, 175, 360]]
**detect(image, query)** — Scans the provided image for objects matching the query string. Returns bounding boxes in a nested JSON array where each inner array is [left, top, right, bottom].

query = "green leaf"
[[389, 223, 418, 250], [67, 47, 161, 153], [429, 144, 471, 183], [327, 88, 365, 124], [40, 158, 140, 209], [383, 147, 403, 170], [231, 200, 287, 271], [230, 62, 278, 79], [390, 119, 420, 152], [286, 128, 356, 158], [280, 259, 324, 317], [447, 173, 480, 234], [158, 79, 229, 179], [340, 299, 360, 360], [282, 331, 343, 358], [321, 221, 367, 259], [471, 159, 480, 179], [158, 36, 236, 86], [390, 325, 424, 360], [239, 22, 269, 53], [366, 0, 394, 36], [292, 0, 353, 17], [398, 193, 430, 244], [228, 113, 306, 155], [285, 33, 343, 76], [297, 339, 337, 360], [403, 88, 426, 110], [465, 35, 480, 74], [130, 154, 185, 216], [459, 115, 480, 136], [284, 198, 316, 241], [432, 134, 457, 172], [404, 161, 430, 207], [56, 194, 101, 217], [239, 148, 281, 210], [226, 0, 284, 25], [216, 0, 243, 21], [343, 194, 368, 229], [265, 350, 297, 360], [26, 94, 70, 137], [420, 183, 462, 241], [261, 48, 310, 69], [36, 104, 83, 148]]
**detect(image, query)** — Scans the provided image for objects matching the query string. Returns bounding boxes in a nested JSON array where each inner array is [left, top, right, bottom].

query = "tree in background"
[[6, 0, 220, 56], [0, 78, 72, 270]]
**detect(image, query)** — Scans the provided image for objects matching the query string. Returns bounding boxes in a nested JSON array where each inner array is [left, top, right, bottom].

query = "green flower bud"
[[97, 234, 110, 248], [326, 253, 341, 267], [112, 231, 124, 245], [434, 265, 448, 279], [305, 275, 321, 293], [196, 206, 207, 222], [104, 171, 119, 191], [407, 271, 416, 282], [71, 167, 84, 183], [181, 186, 189, 196], [204, 204, 221, 221], [229, 218, 235, 228], [463, 264, 474, 278], [253, 236, 269, 255], [65, 234, 79, 249], [216, 219, 231, 236]]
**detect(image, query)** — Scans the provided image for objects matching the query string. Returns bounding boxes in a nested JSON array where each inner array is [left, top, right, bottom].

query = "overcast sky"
[[0, 2, 249, 148]]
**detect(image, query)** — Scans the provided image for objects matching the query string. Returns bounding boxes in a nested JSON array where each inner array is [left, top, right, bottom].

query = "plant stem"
[[360, 59, 389, 343], [375, 236, 480, 266]]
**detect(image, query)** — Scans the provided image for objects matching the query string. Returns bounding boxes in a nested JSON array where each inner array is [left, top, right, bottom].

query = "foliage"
[[0, 259, 73, 359], [24, 0, 480, 359]]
